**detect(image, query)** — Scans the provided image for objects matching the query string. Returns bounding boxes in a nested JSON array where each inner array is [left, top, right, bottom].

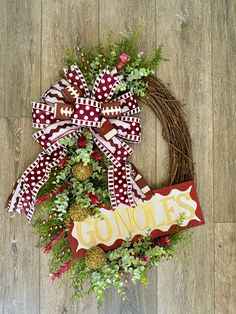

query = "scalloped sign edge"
[[68, 180, 204, 258]]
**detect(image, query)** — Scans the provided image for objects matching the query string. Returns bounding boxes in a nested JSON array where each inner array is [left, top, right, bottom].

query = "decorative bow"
[[6, 55, 152, 222]]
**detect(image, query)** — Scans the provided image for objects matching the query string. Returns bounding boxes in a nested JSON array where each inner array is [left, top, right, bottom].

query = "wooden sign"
[[68, 181, 204, 258]]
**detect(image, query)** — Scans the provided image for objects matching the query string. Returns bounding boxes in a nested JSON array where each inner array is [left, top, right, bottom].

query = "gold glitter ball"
[[69, 203, 90, 222], [72, 162, 92, 181], [85, 246, 106, 270]]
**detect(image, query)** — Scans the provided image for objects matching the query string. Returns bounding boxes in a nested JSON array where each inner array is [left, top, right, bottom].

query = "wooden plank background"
[[0, 0, 235, 313]]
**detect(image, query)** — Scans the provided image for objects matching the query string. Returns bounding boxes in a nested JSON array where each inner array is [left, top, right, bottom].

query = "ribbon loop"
[[101, 101, 122, 118], [91, 68, 121, 102], [113, 91, 141, 116], [32, 102, 56, 128], [110, 116, 141, 142], [61, 84, 84, 103], [64, 65, 90, 97]]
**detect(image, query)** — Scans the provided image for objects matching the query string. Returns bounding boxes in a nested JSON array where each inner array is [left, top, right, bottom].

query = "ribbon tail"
[[129, 163, 153, 201], [6, 177, 25, 214], [108, 163, 136, 208], [5, 147, 67, 222], [107, 162, 153, 209], [91, 130, 138, 208], [91, 129, 133, 167]]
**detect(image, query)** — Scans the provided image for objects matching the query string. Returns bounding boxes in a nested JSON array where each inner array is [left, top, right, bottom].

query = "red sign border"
[[68, 180, 204, 258]]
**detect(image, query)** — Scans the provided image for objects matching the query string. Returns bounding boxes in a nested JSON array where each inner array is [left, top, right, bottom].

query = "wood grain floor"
[[0, 1, 235, 313]]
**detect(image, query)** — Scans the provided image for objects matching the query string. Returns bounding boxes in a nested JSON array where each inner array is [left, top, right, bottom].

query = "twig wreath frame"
[[5, 34, 201, 305], [143, 76, 194, 185]]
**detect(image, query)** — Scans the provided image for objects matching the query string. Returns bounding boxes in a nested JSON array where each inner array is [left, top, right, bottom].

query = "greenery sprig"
[[64, 33, 165, 96]]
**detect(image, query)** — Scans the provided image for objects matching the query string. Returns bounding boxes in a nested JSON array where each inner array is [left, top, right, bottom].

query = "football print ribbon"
[[6, 55, 152, 221]]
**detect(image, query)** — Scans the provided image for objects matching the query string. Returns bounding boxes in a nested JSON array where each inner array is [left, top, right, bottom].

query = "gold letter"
[[133, 206, 149, 231], [175, 192, 195, 219], [94, 216, 113, 243], [75, 217, 96, 247], [140, 201, 156, 228], [159, 196, 176, 225], [114, 208, 133, 237]]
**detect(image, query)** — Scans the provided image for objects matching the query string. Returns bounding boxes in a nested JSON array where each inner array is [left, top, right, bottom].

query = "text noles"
[[72, 191, 196, 249]]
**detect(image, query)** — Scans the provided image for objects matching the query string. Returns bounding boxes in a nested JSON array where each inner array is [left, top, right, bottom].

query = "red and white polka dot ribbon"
[[6, 59, 152, 221]]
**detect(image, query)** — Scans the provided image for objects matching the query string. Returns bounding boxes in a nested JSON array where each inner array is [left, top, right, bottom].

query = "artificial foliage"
[[33, 128, 192, 305], [64, 33, 164, 96]]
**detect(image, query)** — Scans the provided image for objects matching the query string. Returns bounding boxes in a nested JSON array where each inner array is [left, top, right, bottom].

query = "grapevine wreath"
[[5, 35, 204, 304]]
